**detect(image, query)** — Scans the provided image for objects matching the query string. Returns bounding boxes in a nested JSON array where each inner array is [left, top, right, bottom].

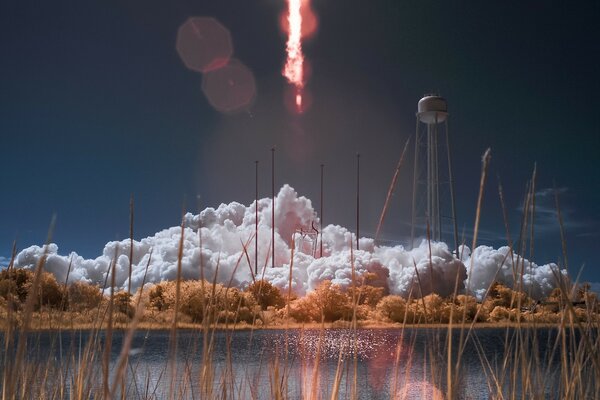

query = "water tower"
[[410, 95, 459, 253]]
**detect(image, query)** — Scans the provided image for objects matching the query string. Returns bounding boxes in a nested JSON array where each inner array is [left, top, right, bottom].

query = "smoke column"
[[283, 0, 306, 112], [13, 185, 567, 301]]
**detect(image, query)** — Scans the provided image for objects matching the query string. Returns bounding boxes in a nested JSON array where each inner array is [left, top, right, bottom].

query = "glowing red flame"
[[279, 0, 318, 39], [283, 0, 307, 113], [284, 85, 312, 114]]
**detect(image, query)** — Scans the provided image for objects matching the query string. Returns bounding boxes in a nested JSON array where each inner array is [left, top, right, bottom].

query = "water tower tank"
[[417, 95, 448, 124]]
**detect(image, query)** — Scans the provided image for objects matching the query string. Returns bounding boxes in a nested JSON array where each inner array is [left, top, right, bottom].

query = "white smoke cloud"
[[13, 185, 565, 299], [377, 241, 466, 298], [460, 245, 564, 300]]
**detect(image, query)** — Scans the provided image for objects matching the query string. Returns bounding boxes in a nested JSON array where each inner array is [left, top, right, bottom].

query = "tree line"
[[0, 269, 598, 327]]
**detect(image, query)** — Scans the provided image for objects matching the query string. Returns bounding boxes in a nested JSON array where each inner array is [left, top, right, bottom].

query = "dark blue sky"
[[1, 1, 598, 282]]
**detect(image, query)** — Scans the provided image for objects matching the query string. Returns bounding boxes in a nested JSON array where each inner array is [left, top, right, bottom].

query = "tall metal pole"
[[445, 120, 459, 256], [434, 113, 441, 241], [411, 117, 420, 249], [128, 194, 134, 298], [356, 153, 360, 251], [320, 163, 324, 258], [255, 160, 259, 275], [529, 163, 537, 261], [427, 123, 432, 241], [271, 147, 275, 268]]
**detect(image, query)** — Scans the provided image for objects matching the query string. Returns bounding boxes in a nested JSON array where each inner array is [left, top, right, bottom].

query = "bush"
[[0, 279, 18, 304], [237, 292, 260, 323], [148, 284, 167, 311], [246, 280, 285, 310], [236, 306, 256, 324], [376, 295, 407, 322], [180, 290, 205, 322], [489, 306, 510, 321], [476, 303, 490, 322], [453, 295, 479, 321], [573, 308, 589, 322], [347, 285, 384, 307], [0, 269, 33, 303], [149, 280, 256, 324], [489, 306, 522, 322], [289, 297, 318, 322], [487, 282, 514, 308], [38, 272, 66, 309], [0, 270, 66, 310], [114, 292, 134, 318], [487, 282, 532, 310], [68, 281, 103, 312], [309, 280, 352, 322], [354, 304, 371, 320], [421, 293, 449, 323]]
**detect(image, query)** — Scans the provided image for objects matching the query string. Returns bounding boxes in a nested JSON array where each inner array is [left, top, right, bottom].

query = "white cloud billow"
[[13, 185, 565, 300]]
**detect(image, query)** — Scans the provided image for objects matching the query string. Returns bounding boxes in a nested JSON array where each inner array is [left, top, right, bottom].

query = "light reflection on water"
[[1, 328, 570, 399]]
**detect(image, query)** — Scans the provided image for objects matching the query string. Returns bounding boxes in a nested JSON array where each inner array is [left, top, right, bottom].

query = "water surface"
[[1, 327, 584, 399]]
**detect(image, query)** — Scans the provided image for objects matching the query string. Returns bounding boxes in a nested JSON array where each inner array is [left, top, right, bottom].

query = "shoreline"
[[3, 320, 597, 332]]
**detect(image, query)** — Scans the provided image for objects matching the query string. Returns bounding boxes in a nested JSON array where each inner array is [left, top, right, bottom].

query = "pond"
[[0, 327, 589, 399]]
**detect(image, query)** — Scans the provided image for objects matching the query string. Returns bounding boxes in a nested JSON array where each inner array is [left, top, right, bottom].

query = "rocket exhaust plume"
[[283, 0, 306, 113], [14, 184, 567, 301]]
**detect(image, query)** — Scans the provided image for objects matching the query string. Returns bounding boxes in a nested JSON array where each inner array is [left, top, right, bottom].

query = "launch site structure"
[[410, 95, 459, 254]]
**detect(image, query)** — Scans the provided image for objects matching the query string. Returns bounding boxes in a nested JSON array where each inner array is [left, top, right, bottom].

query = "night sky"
[[1, 1, 598, 284]]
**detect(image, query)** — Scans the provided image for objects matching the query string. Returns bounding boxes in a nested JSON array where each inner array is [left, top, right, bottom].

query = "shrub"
[[68, 281, 103, 312], [453, 295, 478, 321], [236, 306, 256, 324], [0, 270, 66, 310], [376, 295, 407, 322], [114, 292, 134, 318], [289, 297, 318, 322], [347, 285, 385, 307], [237, 292, 260, 323], [489, 306, 522, 322], [151, 280, 254, 323], [487, 282, 515, 308], [0, 279, 18, 304], [309, 280, 352, 322], [487, 282, 532, 310], [148, 284, 167, 311], [421, 293, 449, 323], [246, 280, 285, 310], [475, 304, 490, 322], [573, 308, 588, 322], [576, 283, 599, 313], [37, 272, 66, 309], [181, 290, 206, 322], [489, 306, 510, 321], [354, 304, 371, 320], [0, 269, 33, 303]]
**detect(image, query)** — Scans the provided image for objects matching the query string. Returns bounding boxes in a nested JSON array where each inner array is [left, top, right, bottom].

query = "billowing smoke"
[[14, 185, 565, 300], [460, 245, 563, 300]]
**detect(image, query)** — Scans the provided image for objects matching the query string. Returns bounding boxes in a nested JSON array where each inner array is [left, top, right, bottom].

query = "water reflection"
[[0, 328, 576, 399]]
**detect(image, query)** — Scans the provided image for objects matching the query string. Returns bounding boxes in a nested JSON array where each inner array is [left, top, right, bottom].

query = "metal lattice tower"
[[410, 95, 459, 253]]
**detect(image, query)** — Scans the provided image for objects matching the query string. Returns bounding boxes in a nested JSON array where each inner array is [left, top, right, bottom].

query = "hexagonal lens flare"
[[201, 59, 256, 113], [176, 17, 233, 73]]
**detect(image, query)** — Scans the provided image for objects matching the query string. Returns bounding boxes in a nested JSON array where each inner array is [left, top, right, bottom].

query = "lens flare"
[[176, 17, 233, 73], [283, 0, 306, 113]]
